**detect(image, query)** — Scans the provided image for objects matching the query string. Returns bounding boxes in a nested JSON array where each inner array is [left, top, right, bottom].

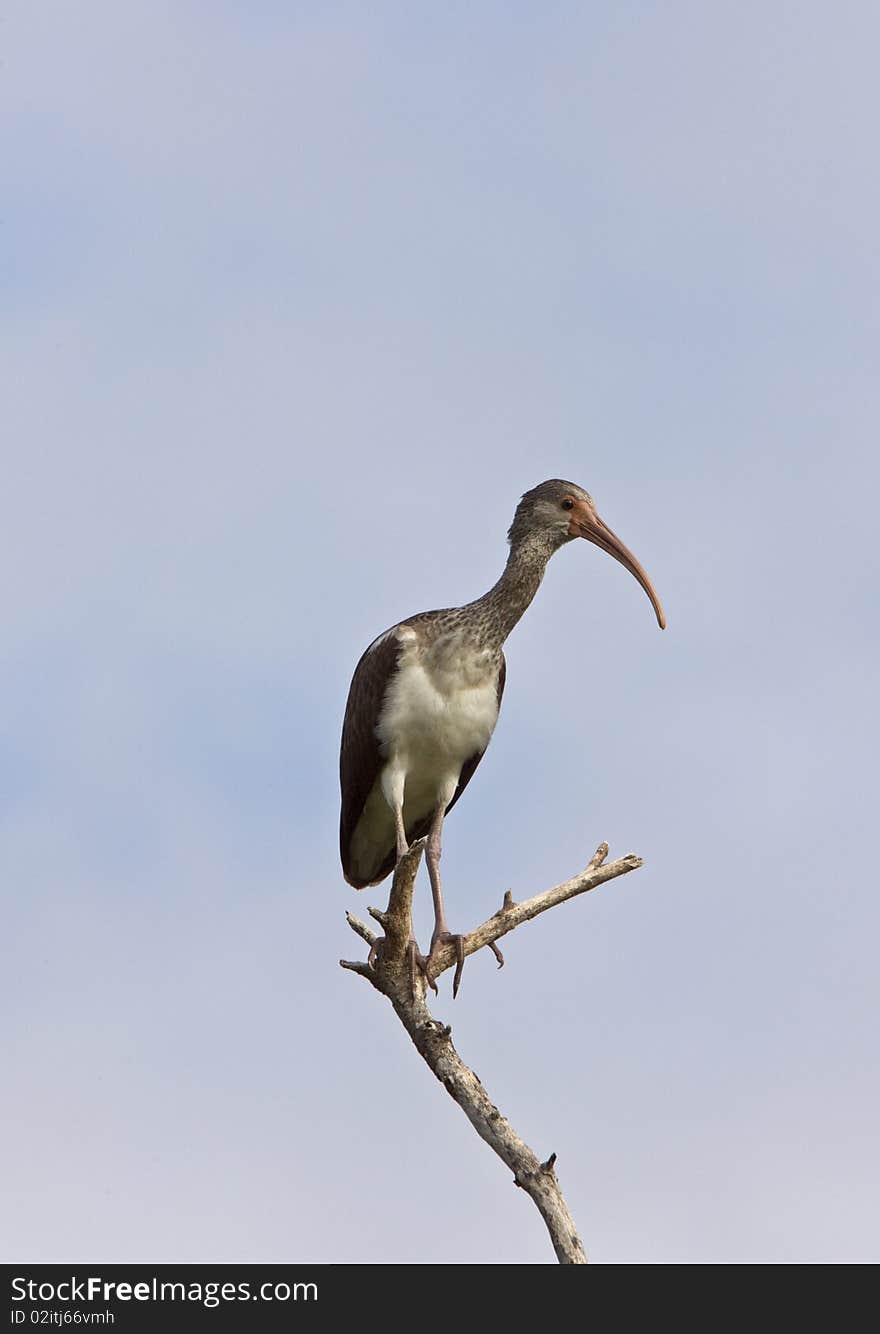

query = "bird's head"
[[508, 479, 666, 629]]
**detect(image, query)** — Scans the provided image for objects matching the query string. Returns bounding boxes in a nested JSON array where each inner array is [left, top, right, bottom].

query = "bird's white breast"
[[376, 627, 499, 798]]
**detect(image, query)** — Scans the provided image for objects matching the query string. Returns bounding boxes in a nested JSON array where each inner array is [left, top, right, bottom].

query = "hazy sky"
[[3, 2, 878, 1263]]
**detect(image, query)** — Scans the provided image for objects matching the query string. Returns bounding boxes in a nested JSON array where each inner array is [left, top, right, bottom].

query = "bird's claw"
[[367, 935, 436, 1001], [423, 931, 466, 999], [368, 932, 468, 1000], [405, 938, 436, 1000]]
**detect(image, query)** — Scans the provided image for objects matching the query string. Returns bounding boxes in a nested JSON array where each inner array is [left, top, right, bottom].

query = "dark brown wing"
[[444, 652, 506, 819], [339, 628, 404, 886]]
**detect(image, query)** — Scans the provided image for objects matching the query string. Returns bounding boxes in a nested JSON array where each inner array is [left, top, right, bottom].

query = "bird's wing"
[[339, 627, 405, 883], [443, 652, 506, 819]]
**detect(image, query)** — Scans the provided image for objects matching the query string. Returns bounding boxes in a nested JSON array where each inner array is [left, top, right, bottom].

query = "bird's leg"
[[394, 799, 431, 993], [393, 802, 409, 862], [423, 805, 466, 998], [367, 797, 432, 998]]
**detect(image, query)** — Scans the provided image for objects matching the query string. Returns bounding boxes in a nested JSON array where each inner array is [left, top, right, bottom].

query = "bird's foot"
[[407, 938, 435, 1000], [366, 925, 467, 1000], [368, 935, 434, 1002], [424, 930, 467, 999]]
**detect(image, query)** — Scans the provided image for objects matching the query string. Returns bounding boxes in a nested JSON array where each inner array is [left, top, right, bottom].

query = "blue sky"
[[3, 1, 878, 1262]]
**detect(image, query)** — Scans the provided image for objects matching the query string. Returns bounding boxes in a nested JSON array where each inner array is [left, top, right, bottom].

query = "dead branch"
[[340, 839, 644, 1264]]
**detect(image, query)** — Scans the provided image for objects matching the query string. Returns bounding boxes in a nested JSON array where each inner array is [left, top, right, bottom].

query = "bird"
[[339, 479, 665, 996]]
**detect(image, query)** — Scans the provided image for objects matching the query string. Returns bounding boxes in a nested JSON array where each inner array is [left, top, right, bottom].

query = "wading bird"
[[339, 479, 665, 995]]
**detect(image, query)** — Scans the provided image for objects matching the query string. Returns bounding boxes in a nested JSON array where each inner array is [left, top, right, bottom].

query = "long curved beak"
[[571, 502, 666, 629]]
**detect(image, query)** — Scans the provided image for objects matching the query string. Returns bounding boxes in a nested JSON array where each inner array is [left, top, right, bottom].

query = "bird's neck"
[[468, 536, 555, 649]]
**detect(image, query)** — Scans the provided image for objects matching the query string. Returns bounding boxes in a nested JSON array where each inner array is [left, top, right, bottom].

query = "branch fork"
[[340, 839, 644, 1264]]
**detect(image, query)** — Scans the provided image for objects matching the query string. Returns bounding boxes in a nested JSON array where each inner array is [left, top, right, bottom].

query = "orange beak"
[[570, 500, 666, 629]]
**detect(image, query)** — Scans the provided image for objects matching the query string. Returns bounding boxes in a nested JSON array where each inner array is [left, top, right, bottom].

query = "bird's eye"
[[561, 498, 574, 510]]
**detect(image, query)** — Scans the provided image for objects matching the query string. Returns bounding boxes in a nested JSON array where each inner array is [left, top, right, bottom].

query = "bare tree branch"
[[343, 912, 377, 948], [339, 839, 644, 1264]]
